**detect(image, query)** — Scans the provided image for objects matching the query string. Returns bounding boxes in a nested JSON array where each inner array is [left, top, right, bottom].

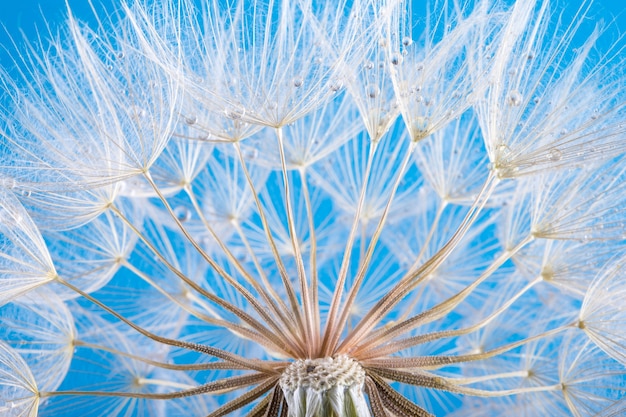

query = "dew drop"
[[292, 76, 304, 88], [363, 60, 374, 70], [106, 64, 113, 71], [412, 117, 429, 136], [225, 106, 245, 120], [117, 51, 125, 59], [390, 53, 403, 66], [200, 236, 212, 247], [2, 178, 16, 189], [402, 36, 413, 47], [185, 116, 197, 125], [193, 133, 205, 141], [174, 206, 191, 223], [547, 148, 562, 162], [20, 189, 31, 197], [507, 90, 522, 106], [244, 148, 258, 160], [329, 79, 343, 92], [366, 84, 380, 99]]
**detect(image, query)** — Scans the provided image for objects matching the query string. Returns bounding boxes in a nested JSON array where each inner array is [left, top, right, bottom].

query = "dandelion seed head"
[[1, 0, 625, 416]]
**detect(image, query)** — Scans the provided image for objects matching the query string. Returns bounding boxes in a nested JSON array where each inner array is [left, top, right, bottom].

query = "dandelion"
[[1, 0, 626, 416]]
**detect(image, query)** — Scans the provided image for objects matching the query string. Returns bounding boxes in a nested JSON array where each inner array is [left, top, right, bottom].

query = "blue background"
[[1, 0, 625, 74], [0, 0, 118, 75]]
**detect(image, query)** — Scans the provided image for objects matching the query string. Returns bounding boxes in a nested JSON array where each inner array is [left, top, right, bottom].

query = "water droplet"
[[197, 133, 212, 141], [185, 116, 197, 125], [507, 90, 522, 106], [390, 53, 403, 66], [236, 251, 250, 263], [366, 84, 380, 99], [117, 51, 125, 59], [20, 189, 31, 197], [412, 117, 429, 137], [225, 106, 245, 120], [416, 62, 424, 71], [402, 36, 413, 47], [174, 206, 191, 223], [496, 143, 511, 158], [533, 97, 540, 104], [329, 79, 343, 92], [292, 76, 303, 88], [547, 148, 562, 161], [106, 64, 113, 71], [2, 178, 16, 189], [244, 148, 258, 160], [363, 61, 374, 70]]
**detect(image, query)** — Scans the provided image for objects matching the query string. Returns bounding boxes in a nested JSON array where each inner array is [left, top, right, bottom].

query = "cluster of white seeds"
[[280, 355, 365, 393]]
